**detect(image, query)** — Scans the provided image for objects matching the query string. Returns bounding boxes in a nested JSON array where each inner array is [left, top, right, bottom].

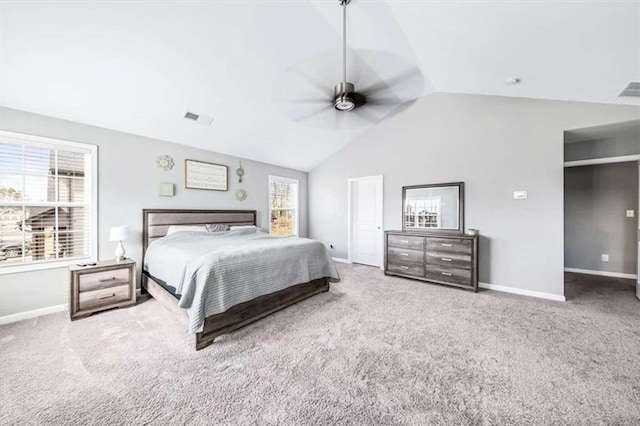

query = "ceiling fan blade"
[[281, 99, 331, 105], [359, 67, 423, 96], [352, 107, 379, 124], [293, 104, 333, 123], [365, 97, 401, 106], [290, 67, 334, 98], [333, 110, 346, 130]]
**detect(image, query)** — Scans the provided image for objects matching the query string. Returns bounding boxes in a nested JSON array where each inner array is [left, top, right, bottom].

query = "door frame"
[[563, 156, 640, 300], [347, 175, 384, 269]]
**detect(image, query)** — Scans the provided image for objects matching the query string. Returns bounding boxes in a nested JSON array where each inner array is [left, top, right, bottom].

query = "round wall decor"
[[235, 188, 247, 202], [156, 155, 174, 171]]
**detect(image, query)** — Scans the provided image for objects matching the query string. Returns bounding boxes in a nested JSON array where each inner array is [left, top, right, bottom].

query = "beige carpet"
[[1, 265, 639, 425]]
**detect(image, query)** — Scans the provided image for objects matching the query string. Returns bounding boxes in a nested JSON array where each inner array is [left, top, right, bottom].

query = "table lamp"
[[109, 226, 129, 261]]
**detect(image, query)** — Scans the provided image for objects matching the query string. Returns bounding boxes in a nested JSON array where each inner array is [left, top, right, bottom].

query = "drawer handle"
[[441, 257, 452, 262], [400, 266, 409, 270], [441, 272, 453, 276], [98, 293, 116, 299], [400, 240, 409, 243], [99, 277, 117, 282], [441, 243, 453, 247], [400, 253, 409, 256]]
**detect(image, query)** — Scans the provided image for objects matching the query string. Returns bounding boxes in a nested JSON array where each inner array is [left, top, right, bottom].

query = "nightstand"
[[69, 259, 136, 320]]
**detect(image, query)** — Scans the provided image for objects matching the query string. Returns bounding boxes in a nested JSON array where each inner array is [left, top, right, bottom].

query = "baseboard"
[[564, 268, 637, 280], [0, 303, 68, 326], [479, 282, 566, 302], [332, 257, 351, 264]]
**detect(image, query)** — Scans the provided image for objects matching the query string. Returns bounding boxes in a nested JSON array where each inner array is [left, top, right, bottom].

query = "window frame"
[[0, 130, 98, 275], [268, 175, 299, 237]]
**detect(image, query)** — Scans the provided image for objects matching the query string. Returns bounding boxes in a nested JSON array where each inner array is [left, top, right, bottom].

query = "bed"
[[141, 209, 339, 350]]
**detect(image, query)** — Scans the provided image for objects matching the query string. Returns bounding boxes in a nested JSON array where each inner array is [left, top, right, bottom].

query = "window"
[[0, 130, 97, 273], [268, 175, 298, 236]]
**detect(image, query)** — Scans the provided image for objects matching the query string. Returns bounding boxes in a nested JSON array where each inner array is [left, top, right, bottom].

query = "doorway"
[[563, 120, 640, 301], [348, 175, 383, 268]]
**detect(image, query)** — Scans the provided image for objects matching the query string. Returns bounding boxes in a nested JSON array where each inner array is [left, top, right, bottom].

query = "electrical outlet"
[[627, 210, 635, 218], [601, 254, 609, 262]]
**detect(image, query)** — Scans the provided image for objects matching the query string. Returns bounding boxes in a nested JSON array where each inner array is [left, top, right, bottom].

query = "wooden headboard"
[[142, 209, 257, 260]]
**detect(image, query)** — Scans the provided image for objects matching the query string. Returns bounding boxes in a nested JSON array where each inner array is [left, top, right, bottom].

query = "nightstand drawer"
[[79, 268, 130, 292], [79, 285, 131, 310]]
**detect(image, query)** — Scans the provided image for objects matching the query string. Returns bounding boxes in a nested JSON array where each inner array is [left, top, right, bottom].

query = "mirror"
[[402, 182, 464, 233]]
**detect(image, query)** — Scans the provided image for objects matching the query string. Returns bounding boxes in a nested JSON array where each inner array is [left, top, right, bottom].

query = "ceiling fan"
[[276, 0, 424, 128]]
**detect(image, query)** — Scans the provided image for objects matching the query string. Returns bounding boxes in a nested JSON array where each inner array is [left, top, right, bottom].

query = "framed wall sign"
[[185, 159, 228, 191]]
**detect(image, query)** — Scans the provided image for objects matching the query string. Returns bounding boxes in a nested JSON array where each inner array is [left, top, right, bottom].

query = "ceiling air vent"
[[183, 111, 214, 126], [619, 81, 640, 97]]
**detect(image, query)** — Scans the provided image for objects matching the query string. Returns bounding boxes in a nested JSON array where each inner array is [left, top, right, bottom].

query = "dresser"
[[69, 259, 137, 320], [385, 230, 478, 291]]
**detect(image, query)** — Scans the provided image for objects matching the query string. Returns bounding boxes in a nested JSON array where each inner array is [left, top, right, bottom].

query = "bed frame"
[[141, 209, 330, 350]]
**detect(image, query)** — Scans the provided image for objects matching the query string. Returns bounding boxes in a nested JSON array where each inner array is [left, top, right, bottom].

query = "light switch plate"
[[513, 190, 528, 200], [627, 210, 635, 218], [601, 254, 609, 262], [158, 182, 175, 197]]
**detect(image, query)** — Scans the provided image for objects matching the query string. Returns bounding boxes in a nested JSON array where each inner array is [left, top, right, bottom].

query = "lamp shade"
[[109, 226, 129, 242]]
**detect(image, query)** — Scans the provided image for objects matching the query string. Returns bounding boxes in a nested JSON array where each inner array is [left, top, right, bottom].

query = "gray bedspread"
[[144, 228, 340, 333]]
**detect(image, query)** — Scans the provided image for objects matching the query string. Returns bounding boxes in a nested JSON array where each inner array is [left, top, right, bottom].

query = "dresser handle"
[[99, 277, 117, 282], [400, 266, 409, 270], [441, 272, 452, 276], [441, 243, 453, 247], [400, 253, 409, 256], [98, 293, 116, 299], [441, 257, 452, 262], [400, 240, 409, 243]]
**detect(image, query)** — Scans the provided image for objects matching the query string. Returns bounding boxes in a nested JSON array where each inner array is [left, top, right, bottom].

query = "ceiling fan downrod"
[[334, 0, 359, 111]]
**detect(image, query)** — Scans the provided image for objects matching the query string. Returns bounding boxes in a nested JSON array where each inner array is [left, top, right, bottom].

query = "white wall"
[[309, 93, 640, 297], [0, 107, 308, 318]]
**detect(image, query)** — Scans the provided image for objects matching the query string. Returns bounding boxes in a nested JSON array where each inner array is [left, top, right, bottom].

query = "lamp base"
[[115, 241, 126, 262]]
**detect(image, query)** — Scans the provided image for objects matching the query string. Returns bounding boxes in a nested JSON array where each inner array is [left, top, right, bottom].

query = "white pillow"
[[166, 225, 208, 236], [229, 225, 257, 230]]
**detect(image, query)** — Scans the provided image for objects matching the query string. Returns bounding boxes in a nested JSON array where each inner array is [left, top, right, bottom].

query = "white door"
[[349, 176, 383, 267]]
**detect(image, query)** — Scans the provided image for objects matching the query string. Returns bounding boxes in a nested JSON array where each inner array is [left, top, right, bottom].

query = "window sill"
[[0, 257, 96, 275]]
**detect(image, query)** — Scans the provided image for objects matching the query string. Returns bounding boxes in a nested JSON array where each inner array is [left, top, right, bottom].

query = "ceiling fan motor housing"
[[334, 82, 366, 111]]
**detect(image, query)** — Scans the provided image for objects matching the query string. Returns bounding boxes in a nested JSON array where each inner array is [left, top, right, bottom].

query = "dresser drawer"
[[426, 252, 472, 270], [387, 262, 425, 277], [388, 234, 425, 250], [79, 267, 131, 292], [388, 247, 424, 264], [426, 266, 472, 286], [426, 237, 472, 256], [78, 284, 132, 311]]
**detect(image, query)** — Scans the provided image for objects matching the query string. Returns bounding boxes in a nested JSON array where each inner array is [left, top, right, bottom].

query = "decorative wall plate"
[[235, 188, 247, 201], [156, 155, 174, 171]]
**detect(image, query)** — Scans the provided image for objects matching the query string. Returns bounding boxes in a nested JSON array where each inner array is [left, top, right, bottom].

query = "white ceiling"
[[1, 0, 639, 171]]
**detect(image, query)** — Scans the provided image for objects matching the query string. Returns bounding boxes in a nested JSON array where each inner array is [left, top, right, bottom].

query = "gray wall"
[[565, 136, 640, 162], [309, 93, 640, 297], [564, 162, 639, 274], [0, 107, 308, 317]]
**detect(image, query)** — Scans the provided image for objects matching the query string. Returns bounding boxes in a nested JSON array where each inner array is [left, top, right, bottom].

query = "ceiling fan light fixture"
[[335, 96, 356, 111]]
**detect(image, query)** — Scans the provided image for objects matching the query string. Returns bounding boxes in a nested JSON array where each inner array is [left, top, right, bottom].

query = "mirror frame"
[[401, 182, 465, 234]]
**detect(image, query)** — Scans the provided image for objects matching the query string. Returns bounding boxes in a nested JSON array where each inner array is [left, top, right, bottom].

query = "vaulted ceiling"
[[1, 1, 638, 171]]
